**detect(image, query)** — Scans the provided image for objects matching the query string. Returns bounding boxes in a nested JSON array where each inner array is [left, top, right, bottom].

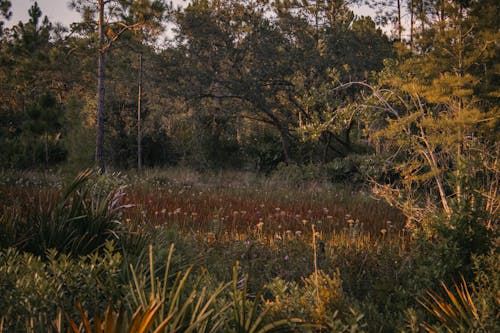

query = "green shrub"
[[432, 198, 495, 278], [0, 242, 124, 332], [265, 270, 365, 331], [470, 251, 500, 332]]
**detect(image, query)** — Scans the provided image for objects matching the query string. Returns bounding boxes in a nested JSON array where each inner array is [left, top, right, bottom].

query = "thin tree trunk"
[[45, 132, 49, 166], [410, 0, 414, 52], [397, 0, 402, 41], [420, 0, 425, 35], [137, 53, 143, 173], [96, 0, 106, 173]]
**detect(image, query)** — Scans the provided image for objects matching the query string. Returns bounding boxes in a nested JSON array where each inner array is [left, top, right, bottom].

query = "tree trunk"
[[45, 132, 49, 166], [410, 0, 414, 52], [397, 0, 402, 41], [137, 53, 143, 173], [96, 0, 106, 173], [278, 126, 291, 164]]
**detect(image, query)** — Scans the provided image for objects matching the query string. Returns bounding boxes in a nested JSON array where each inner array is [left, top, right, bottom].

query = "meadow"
[[0, 169, 498, 332]]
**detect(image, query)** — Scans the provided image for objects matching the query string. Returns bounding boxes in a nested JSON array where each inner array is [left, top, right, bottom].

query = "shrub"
[[0, 169, 126, 256], [0, 242, 124, 332], [265, 270, 364, 330]]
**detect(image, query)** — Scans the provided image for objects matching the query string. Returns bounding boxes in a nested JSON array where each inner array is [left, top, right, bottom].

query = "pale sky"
[[9, 0, 81, 27], [7, 0, 187, 27], [7, 0, 386, 36]]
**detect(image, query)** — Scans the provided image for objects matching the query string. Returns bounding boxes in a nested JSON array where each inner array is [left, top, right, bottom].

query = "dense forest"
[[0, 0, 498, 332]]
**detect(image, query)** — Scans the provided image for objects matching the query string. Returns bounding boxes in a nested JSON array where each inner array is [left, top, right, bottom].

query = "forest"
[[0, 0, 498, 332]]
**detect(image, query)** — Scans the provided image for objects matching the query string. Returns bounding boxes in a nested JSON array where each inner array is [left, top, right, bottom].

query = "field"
[[0, 169, 498, 333]]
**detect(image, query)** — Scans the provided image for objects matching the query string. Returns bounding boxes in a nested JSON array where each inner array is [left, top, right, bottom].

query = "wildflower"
[[257, 221, 264, 231], [207, 232, 216, 243], [284, 255, 289, 261]]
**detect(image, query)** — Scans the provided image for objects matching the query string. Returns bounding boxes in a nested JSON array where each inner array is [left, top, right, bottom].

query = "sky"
[[7, 0, 186, 27], [8, 0, 81, 27], [7, 0, 387, 35]]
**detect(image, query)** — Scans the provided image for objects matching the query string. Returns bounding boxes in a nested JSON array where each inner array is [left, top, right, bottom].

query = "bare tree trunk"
[[137, 53, 143, 173], [410, 0, 414, 52], [397, 0, 402, 41], [96, 0, 106, 173], [45, 132, 49, 166]]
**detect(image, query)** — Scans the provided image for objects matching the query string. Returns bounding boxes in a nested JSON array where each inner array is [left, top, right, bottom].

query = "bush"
[[0, 169, 126, 256], [265, 270, 364, 330], [0, 242, 124, 332]]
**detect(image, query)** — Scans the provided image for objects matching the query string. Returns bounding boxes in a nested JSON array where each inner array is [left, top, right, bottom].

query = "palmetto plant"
[[418, 277, 481, 332], [3, 169, 128, 256], [66, 301, 171, 333], [128, 244, 230, 333]]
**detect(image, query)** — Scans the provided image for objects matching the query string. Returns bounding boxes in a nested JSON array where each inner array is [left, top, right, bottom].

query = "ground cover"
[[0, 169, 497, 332]]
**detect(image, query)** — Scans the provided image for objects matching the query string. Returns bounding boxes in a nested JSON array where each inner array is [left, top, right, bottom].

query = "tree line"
[[0, 0, 498, 221]]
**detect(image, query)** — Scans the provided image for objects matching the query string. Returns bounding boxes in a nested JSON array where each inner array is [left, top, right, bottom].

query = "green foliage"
[[470, 251, 500, 332], [0, 242, 124, 332], [432, 199, 495, 275], [271, 163, 326, 185], [0, 169, 125, 256], [128, 244, 230, 333], [228, 262, 305, 333], [266, 270, 366, 332]]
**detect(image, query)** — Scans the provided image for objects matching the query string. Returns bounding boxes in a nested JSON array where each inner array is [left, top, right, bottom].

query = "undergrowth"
[[0, 169, 497, 332]]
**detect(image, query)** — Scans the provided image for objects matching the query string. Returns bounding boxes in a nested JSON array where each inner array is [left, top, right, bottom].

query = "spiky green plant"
[[2, 169, 127, 256], [66, 301, 171, 333], [128, 244, 230, 333], [418, 277, 481, 332]]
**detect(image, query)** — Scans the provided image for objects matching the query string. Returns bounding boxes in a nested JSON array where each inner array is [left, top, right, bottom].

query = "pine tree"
[[69, 0, 166, 172], [369, 0, 499, 227]]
